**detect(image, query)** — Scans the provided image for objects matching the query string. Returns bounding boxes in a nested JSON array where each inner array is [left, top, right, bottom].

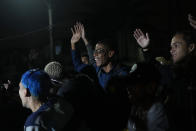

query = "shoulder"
[[24, 111, 43, 128], [24, 101, 53, 128]]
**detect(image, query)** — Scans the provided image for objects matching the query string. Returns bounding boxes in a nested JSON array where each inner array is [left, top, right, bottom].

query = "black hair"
[[175, 31, 195, 46], [96, 38, 119, 63], [97, 38, 118, 53]]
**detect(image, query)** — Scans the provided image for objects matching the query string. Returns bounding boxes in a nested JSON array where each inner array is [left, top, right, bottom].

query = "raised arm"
[[71, 22, 82, 50], [188, 14, 196, 29], [133, 29, 150, 51], [78, 22, 95, 64], [133, 29, 154, 63], [70, 23, 87, 72]]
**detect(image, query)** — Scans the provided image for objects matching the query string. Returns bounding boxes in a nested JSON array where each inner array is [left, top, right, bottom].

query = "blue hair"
[[21, 69, 51, 97]]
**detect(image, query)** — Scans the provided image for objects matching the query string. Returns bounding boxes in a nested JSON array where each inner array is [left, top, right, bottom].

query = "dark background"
[[0, 0, 195, 81]]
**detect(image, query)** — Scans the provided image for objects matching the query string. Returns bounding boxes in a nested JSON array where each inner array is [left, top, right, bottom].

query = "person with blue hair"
[[20, 69, 51, 104], [19, 69, 74, 131]]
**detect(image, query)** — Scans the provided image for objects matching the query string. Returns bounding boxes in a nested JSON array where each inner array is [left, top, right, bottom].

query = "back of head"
[[21, 69, 52, 101], [44, 61, 63, 80]]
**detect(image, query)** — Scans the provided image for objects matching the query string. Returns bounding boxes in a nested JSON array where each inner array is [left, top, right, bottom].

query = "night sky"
[[0, 0, 194, 48]]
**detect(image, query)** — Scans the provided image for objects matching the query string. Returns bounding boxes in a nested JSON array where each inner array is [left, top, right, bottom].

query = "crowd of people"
[[0, 14, 196, 131]]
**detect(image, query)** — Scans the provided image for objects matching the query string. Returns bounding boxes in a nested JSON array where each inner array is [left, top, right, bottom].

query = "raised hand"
[[77, 22, 89, 46], [78, 23, 85, 40], [71, 22, 81, 45], [188, 14, 196, 29], [133, 29, 150, 49]]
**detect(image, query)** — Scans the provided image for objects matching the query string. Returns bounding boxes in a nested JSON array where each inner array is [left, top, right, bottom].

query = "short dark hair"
[[175, 31, 195, 46], [97, 38, 118, 52], [81, 52, 89, 58]]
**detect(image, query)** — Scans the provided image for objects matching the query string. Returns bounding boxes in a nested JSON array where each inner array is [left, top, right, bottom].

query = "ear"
[[188, 43, 195, 53], [25, 88, 31, 97], [108, 50, 115, 58]]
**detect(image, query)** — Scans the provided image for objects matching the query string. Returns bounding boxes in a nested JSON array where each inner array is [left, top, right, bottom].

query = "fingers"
[[71, 28, 74, 34], [133, 33, 139, 40], [133, 29, 140, 39], [71, 22, 84, 34], [137, 29, 144, 36], [74, 24, 79, 34], [77, 22, 84, 33], [188, 14, 196, 24], [133, 29, 144, 40], [190, 22, 196, 29], [80, 23, 84, 31]]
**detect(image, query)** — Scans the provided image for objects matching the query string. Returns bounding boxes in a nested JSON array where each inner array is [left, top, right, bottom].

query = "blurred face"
[[170, 34, 189, 64], [81, 56, 89, 65], [19, 82, 28, 108], [93, 43, 109, 67]]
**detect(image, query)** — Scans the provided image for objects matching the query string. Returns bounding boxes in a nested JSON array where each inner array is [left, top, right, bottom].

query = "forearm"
[[82, 37, 89, 46], [86, 43, 95, 64], [71, 42, 76, 50]]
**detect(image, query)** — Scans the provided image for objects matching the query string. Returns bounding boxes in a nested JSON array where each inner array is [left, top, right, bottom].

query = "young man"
[[133, 28, 196, 131], [19, 69, 73, 131], [70, 22, 128, 90]]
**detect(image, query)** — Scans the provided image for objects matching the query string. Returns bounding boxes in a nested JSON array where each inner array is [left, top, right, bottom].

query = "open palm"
[[71, 24, 81, 44], [133, 29, 150, 48]]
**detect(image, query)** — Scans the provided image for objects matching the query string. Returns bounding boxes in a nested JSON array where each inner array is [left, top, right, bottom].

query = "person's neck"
[[30, 100, 44, 112], [102, 62, 113, 73]]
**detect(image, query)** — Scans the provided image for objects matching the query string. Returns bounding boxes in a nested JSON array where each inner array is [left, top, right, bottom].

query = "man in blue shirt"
[[70, 22, 128, 90]]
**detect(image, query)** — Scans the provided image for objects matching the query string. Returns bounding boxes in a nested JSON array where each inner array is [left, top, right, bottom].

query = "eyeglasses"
[[94, 48, 107, 55]]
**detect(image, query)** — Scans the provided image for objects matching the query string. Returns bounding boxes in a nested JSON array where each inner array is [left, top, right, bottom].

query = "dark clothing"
[[57, 74, 108, 131], [128, 103, 169, 131], [166, 65, 196, 131], [142, 50, 196, 131], [24, 98, 74, 131]]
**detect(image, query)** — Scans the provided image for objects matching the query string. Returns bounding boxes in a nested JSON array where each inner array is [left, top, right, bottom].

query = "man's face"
[[93, 43, 110, 67], [170, 34, 189, 64], [19, 82, 28, 108]]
